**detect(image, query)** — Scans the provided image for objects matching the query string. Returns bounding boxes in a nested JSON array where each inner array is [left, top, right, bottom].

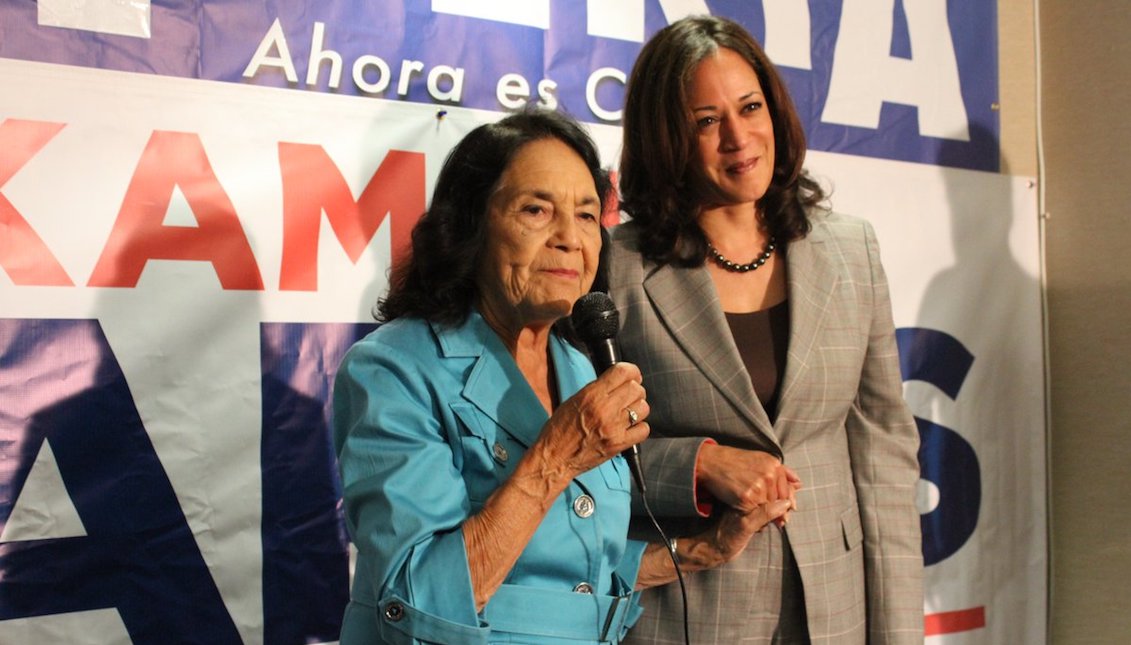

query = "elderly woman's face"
[[477, 137, 602, 332], [688, 47, 775, 209]]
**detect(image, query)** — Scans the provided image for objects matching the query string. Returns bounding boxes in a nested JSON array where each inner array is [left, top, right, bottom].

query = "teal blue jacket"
[[333, 311, 645, 644]]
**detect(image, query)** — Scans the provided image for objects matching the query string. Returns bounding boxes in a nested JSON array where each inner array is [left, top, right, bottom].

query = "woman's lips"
[[544, 268, 579, 279], [726, 157, 759, 174]]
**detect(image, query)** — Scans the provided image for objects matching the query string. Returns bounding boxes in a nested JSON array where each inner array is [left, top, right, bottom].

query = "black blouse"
[[724, 299, 790, 421]]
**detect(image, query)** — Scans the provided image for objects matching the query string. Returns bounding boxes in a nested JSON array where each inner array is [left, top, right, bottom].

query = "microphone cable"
[[635, 456, 691, 645]]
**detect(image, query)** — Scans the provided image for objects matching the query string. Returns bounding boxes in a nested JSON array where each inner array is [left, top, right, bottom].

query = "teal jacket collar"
[[431, 311, 594, 451]]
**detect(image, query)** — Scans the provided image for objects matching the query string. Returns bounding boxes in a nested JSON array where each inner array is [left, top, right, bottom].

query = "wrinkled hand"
[[684, 499, 793, 570], [634, 498, 793, 590], [696, 444, 801, 515], [535, 362, 650, 478]]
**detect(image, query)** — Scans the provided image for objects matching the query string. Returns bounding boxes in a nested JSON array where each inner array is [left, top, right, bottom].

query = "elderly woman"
[[333, 110, 790, 644], [610, 16, 924, 644]]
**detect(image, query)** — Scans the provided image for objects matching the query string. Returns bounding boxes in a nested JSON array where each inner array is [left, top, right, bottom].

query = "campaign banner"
[[1, 2, 1043, 644], [1, 0, 998, 171]]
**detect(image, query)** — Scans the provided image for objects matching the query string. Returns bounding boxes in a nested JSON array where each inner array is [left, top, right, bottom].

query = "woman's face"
[[476, 137, 602, 332], [688, 47, 776, 209]]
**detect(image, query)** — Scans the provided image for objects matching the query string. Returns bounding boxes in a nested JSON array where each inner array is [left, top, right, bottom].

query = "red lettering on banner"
[[0, 119, 73, 286], [278, 143, 424, 291], [88, 131, 265, 290], [924, 606, 986, 636]]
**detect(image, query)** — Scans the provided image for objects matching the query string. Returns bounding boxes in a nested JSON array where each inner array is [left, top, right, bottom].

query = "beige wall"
[[999, 0, 1037, 176], [1001, 0, 1131, 642], [1038, 1, 1131, 643]]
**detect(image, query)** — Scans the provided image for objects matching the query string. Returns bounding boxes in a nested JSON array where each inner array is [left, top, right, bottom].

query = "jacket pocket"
[[840, 506, 864, 551], [449, 402, 503, 503]]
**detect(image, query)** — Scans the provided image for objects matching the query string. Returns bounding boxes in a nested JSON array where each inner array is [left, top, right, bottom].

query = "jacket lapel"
[[778, 223, 838, 416], [434, 313, 548, 449], [643, 261, 778, 447], [435, 313, 610, 493]]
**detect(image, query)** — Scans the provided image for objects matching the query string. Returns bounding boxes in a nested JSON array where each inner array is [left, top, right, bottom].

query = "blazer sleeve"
[[845, 221, 925, 644], [634, 437, 716, 519], [334, 338, 489, 645]]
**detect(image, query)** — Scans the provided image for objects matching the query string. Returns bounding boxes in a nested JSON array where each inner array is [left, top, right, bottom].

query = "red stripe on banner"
[[925, 607, 986, 636]]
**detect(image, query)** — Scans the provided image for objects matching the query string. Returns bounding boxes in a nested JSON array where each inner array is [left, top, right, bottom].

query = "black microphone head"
[[571, 292, 619, 343]]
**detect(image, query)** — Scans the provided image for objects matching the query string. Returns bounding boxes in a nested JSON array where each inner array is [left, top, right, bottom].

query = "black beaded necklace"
[[707, 236, 777, 273]]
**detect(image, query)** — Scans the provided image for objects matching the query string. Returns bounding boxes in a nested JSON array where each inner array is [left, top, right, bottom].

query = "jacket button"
[[492, 441, 508, 464], [573, 582, 594, 594], [384, 602, 405, 622], [572, 494, 595, 518]]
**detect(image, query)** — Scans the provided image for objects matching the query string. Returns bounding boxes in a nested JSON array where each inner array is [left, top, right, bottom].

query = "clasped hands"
[[538, 369, 801, 578], [635, 442, 800, 587], [696, 442, 801, 519], [677, 443, 801, 569]]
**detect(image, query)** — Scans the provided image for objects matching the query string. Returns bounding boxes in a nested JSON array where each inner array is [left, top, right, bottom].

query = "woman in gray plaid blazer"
[[610, 16, 924, 644]]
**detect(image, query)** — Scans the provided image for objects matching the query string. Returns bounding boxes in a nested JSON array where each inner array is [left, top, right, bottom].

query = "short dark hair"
[[377, 109, 611, 325], [619, 15, 826, 266]]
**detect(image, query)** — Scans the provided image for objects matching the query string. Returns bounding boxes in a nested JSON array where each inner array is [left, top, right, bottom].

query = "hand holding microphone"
[[571, 292, 649, 492], [534, 361, 649, 484]]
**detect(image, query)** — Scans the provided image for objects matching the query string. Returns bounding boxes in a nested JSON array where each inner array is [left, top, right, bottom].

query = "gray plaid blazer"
[[609, 212, 923, 644]]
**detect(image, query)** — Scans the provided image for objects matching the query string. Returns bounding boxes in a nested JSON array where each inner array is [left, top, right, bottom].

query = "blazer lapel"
[[643, 261, 778, 447], [436, 314, 609, 493], [778, 224, 838, 415], [434, 314, 548, 449]]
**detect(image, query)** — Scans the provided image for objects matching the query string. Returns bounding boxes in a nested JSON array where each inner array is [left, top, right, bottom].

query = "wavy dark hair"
[[620, 15, 827, 266], [377, 110, 611, 325]]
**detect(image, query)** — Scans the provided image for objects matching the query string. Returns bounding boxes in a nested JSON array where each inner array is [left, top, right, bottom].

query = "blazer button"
[[573, 582, 594, 594], [384, 602, 405, 622], [572, 494, 595, 518], [492, 441, 508, 464]]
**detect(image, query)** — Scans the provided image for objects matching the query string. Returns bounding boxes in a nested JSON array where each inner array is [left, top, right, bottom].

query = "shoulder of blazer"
[[608, 221, 684, 291], [340, 315, 490, 390], [608, 211, 872, 256], [806, 210, 876, 246], [608, 223, 647, 276], [345, 316, 440, 365], [798, 210, 880, 275]]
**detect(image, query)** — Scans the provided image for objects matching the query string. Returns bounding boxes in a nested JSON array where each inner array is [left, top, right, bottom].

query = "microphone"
[[570, 292, 646, 493]]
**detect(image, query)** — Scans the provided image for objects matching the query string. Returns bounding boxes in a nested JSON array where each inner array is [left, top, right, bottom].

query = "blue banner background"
[[0, 0, 998, 170]]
